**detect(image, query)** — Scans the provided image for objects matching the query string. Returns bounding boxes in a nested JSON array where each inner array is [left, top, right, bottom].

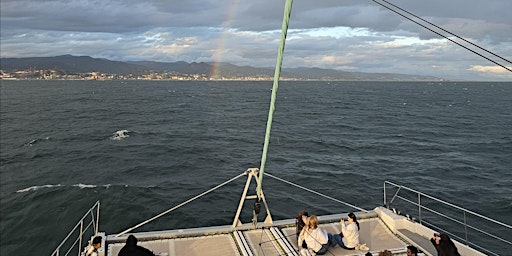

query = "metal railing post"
[[464, 211, 468, 245], [418, 193, 422, 224], [78, 221, 83, 256], [383, 182, 387, 206], [51, 201, 102, 256], [380, 181, 512, 256], [95, 201, 100, 235]]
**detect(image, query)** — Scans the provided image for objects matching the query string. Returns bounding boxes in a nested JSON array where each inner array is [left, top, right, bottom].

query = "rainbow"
[[210, 0, 240, 80]]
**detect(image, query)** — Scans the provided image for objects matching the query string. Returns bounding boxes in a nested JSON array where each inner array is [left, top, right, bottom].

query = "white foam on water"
[[16, 184, 63, 193], [25, 136, 51, 146], [26, 139, 37, 146], [111, 130, 129, 140], [73, 184, 97, 189], [17, 183, 112, 193]]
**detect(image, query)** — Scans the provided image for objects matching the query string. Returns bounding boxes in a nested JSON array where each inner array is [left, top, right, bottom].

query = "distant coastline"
[[0, 55, 443, 81]]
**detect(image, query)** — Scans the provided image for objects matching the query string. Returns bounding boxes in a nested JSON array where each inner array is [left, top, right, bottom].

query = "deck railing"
[[383, 181, 511, 256], [51, 201, 100, 256]]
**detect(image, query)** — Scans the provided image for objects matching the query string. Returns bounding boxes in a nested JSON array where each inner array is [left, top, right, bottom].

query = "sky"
[[1, 0, 511, 81]]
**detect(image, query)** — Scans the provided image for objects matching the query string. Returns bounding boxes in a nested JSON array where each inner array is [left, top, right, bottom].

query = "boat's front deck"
[[109, 234, 241, 256], [106, 212, 408, 256], [56, 182, 496, 256], [283, 218, 406, 255]]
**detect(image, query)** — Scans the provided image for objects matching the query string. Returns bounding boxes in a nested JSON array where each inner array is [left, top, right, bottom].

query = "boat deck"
[[54, 182, 502, 256], [106, 212, 409, 256], [283, 218, 407, 255]]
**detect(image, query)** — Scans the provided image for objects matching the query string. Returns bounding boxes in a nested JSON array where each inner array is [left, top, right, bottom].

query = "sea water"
[[1, 80, 511, 255]]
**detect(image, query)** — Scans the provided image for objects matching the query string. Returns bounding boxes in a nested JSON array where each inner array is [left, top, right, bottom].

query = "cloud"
[[469, 65, 512, 74], [1, 0, 511, 81], [466, 65, 512, 81]]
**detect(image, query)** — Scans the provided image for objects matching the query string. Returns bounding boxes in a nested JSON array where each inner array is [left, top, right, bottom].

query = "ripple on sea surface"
[[1, 80, 511, 255]]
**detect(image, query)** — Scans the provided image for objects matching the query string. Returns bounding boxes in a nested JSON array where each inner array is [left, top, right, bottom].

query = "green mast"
[[257, 0, 293, 199]]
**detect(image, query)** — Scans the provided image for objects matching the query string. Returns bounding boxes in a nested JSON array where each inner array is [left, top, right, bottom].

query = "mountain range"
[[0, 55, 442, 81]]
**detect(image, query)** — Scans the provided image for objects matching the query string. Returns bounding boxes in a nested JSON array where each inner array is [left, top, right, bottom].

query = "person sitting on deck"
[[298, 215, 333, 255], [118, 235, 155, 256], [84, 236, 102, 256], [296, 210, 309, 249], [331, 212, 360, 250], [430, 233, 461, 256], [407, 245, 419, 256], [379, 250, 393, 256]]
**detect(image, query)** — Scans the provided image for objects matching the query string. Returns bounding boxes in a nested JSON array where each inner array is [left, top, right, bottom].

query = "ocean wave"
[[16, 184, 62, 193], [111, 130, 130, 140], [73, 183, 97, 189], [71, 184, 112, 189], [16, 184, 112, 193], [25, 136, 51, 146]]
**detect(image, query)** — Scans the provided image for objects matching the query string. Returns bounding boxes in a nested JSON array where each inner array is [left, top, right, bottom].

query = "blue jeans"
[[331, 234, 355, 250], [315, 233, 333, 255]]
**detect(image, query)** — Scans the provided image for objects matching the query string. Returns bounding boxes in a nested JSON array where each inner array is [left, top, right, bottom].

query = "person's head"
[[92, 236, 102, 249], [365, 252, 373, 256], [308, 215, 319, 229], [126, 235, 138, 246], [347, 212, 360, 230], [440, 233, 451, 242], [438, 233, 459, 252], [298, 210, 309, 218], [406, 245, 418, 256], [378, 250, 392, 256], [347, 212, 357, 223], [297, 210, 309, 225]]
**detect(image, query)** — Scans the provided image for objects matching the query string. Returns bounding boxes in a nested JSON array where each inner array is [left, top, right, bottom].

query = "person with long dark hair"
[[295, 210, 309, 248], [430, 233, 461, 256], [84, 236, 102, 256], [331, 212, 360, 250], [407, 245, 419, 256], [297, 215, 333, 255]]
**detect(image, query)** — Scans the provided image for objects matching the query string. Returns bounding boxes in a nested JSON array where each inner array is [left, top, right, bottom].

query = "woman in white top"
[[332, 212, 360, 250], [84, 236, 102, 256], [297, 215, 333, 255]]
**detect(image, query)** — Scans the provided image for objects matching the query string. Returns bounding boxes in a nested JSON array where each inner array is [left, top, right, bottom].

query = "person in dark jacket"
[[430, 233, 461, 256], [118, 235, 156, 256]]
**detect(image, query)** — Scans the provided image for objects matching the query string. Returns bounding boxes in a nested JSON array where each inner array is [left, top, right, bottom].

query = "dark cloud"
[[1, 0, 511, 80]]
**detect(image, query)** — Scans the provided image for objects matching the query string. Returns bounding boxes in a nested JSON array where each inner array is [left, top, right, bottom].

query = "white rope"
[[116, 172, 247, 237], [264, 173, 368, 213]]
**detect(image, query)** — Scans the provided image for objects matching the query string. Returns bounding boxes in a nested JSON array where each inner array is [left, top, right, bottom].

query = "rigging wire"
[[379, 0, 511, 65], [265, 172, 368, 213], [257, 227, 282, 256], [256, 226, 335, 256], [115, 172, 246, 237], [297, 228, 336, 256], [372, 0, 512, 72]]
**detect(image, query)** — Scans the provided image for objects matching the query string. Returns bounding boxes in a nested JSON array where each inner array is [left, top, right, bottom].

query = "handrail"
[[51, 201, 100, 256], [116, 172, 246, 236], [383, 181, 511, 256]]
